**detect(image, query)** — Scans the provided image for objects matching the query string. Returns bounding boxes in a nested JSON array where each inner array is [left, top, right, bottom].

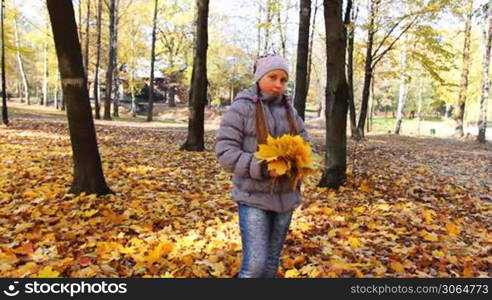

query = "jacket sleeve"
[[215, 102, 266, 180]]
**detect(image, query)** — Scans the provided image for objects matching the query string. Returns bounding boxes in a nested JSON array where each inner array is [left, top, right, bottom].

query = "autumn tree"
[[103, 0, 117, 120], [454, 0, 474, 137], [306, 0, 320, 91], [47, 0, 112, 195], [293, 0, 311, 121], [93, 0, 102, 119], [1, 0, 7, 126], [345, 0, 358, 137], [355, 0, 429, 139], [478, 0, 491, 143], [181, 0, 208, 151], [112, 0, 123, 118], [318, 0, 349, 189], [13, 9, 29, 104], [43, 12, 49, 107], [146, 0, 158, 122], [84, 0, 90, 72], [394, 35, 409, 135]]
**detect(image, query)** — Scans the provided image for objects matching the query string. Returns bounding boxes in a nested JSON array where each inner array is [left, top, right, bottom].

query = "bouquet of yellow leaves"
[[254, 134, 316, 192]]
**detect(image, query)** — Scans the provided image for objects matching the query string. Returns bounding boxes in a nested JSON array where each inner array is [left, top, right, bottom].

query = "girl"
[[215, 54, 310, 278]]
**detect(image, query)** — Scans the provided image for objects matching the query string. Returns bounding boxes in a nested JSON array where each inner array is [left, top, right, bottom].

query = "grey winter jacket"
[[215, 85, 310, 213]]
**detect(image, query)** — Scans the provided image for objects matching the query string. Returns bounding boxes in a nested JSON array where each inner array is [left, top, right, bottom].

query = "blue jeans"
[[237, 204, 293, 278]]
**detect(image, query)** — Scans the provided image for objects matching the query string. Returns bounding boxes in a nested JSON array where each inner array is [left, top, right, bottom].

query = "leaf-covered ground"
[[0, 118, 491, 278]]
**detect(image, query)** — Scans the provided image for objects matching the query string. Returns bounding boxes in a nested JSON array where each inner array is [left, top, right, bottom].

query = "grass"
[[369, 117, 491, 138]]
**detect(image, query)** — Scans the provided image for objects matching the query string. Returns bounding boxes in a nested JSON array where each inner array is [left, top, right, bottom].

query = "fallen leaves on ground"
[[0, 118, 491, 278]]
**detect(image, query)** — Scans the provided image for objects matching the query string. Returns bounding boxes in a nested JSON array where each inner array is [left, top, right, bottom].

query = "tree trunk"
[[14, 15, 30, 105], [293, 0, 311, 121], [43, 15, 49, 107], [306, 0, 319, 90], [168, 85, 176, 107], [346, 0, 358, 138], [112, 0, 120, 118], [1, 0, 7, 126], [478, 0, 491, 143], [78, 0, 82, 41], [256, 2, 262, 57], [318, 0, 349, 189], [276, 0, 289, 58], [181, 0, 209, 151], [394, 38, 408, 135], [47, 0, 112, 195], [84, 0, 90, 72], [454, 0, 474, 137], [146, 0, 158, 122], [103, 0, 116, 120], [93, 0, 102, 120], [264, 0, 273, 53], [445, 103, 451, 118], [367, 73, 374, 132], [130, 20, 137, 117], [356, 0, 377, 139], [54, 83, 58, 109], [417, 71, 424, 135]]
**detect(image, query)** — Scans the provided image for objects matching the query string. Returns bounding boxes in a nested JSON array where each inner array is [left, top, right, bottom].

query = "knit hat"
[[253, 54, 290, 83]]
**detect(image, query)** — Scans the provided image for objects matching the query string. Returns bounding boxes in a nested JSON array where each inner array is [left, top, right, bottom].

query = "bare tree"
[[345, 0, 358, 137], [103, 0, 117, 120], [478, 0, 491, 143], [394, 36, 409, 134], [84, 0, 90, 71], [455, 0, 474, 137], [181, 0, 209, 151], [129, 20, 137, 117], [14, 11, 30, 105], [293, 0, 311, 120], [47, 0, 112, 195], [1, 0, 7, 126], [112, 0, 120, 118], [147, 0, 158, 122], [93, 0, 102, 119], [318, 0, 349, 189], [306, 0, 319, 90], [43, 12, 49, 107]]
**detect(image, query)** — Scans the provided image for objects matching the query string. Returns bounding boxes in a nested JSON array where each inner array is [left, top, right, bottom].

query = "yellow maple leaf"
[[422, 209, 435, 224], [83, 209, 99, 218], [254, 134, 315, 189], [359, 182, 371, 192], [268, 158, 290, 176], [421, 231, 439, 242], [36, 266, 60, 278], [462, 262, 474, 277], [284, 268, 300, 278], [348, 237, 362, 249], [445, 222, 461, 236], [390, 261, 405, 273], [432, 250, 445, 258]]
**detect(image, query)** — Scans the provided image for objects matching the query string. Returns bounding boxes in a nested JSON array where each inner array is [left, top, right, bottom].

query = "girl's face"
[[258, 69, 288, 95]]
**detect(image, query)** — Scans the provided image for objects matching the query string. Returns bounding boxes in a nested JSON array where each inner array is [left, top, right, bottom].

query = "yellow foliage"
[[36, 266, 60, 278], [254, 134, 316, 190], [390, 261, 405, 273]]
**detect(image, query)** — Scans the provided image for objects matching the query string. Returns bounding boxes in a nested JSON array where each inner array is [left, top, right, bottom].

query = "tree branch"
[[371, 18, 403, 58], [371, 15, 418, 69]]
